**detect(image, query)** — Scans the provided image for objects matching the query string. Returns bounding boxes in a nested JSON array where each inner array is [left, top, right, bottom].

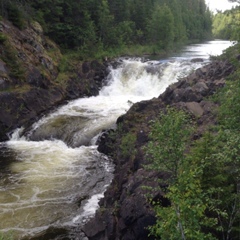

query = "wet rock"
[[0, 87, 65, 141], [191, 58, 204, 63], [84, 59, 236, 240], [0, 19, 108, 140]]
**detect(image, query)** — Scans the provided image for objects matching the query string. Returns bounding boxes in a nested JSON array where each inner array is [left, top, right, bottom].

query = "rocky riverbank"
[[1, 18, 239, 240], [82, 58, 237, 240], [0, 20, 107, 141]]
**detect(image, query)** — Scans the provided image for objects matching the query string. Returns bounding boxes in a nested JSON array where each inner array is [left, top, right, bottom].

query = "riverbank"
[[0, 17, 239, 239], [82, 45, 240, 239], [0, 19, 108, 141]]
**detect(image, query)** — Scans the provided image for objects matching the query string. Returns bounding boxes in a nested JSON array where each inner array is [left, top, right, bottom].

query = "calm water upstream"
[[0, 40, 234, 239]]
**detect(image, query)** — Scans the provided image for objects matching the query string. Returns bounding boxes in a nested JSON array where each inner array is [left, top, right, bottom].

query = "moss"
[[1, 40, 26, 81], [0, 84, 31, 93], [55, 72, 69, 87], [45, 38, 62, 64], [120, 132, 137, 160], [0, 232, 13, 240], [0, 33, 7, 43]]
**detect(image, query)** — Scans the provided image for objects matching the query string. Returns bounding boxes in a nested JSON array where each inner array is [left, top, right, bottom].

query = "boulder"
[[190, 58, 204, 63], [185, 102, 204, 117]]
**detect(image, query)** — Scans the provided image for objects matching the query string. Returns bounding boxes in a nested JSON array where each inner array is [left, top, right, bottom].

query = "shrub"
[[0, 33, 7, 43], [120, 132, 137, 160], [7, 3, 26, 30]]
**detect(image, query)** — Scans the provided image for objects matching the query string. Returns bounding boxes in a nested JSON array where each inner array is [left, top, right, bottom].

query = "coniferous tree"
[[148, 4, 174, 49], [1, 0, 213, 51]]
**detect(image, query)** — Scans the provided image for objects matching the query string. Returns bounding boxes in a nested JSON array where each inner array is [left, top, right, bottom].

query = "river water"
[[0, 40, 234, 239]]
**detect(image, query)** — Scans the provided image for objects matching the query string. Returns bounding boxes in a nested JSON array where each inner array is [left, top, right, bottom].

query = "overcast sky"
[[206, 0, 238, 12]]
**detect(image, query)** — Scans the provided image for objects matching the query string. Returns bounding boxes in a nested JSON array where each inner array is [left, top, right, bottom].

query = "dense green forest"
[[0, 0, 212, 57], [212, 6, 240, 40]]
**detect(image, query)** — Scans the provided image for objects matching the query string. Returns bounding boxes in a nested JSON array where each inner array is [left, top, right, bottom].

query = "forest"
[[212, 6, 240, 40], [0, 0, 212, 57]]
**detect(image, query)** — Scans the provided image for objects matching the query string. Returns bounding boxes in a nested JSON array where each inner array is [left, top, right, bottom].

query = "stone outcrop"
[[82, 59, 236, 240], [0, 20, 108, 140]]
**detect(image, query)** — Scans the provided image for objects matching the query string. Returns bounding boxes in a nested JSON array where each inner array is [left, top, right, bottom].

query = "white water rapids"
[[0, 40, 233, 239]]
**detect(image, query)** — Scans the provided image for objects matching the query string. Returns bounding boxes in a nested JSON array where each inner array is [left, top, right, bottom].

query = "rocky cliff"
[[82, 59, 236, 240], [0, 20, 107, 141]]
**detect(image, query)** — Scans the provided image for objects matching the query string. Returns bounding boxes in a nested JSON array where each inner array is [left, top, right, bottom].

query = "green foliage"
[[147, 107, 193, 182], [146, 108, 217, 239], [0, 0, 213, 57], [0, 232, 13, 240], [212, 6, 240, 41], [146, 53, 240, 239], [218, 71, 240, 130], [150, 158, 217, 240], [192, 130, 240, 240], [120, 132, 137, 160], [0, 33, 7, 43], [147, 4, 175, 50], [1, 40, 25, 80], [6, 2, 26, 29]]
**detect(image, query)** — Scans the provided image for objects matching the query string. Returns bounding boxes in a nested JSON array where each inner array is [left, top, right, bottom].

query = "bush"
[[7, 3, 26, 30], [145, 53, 240, 239], [0, 33, 7, 43]]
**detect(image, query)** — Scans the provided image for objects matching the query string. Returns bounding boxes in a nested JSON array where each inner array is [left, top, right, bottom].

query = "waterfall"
[[0, 40, 232, 239]]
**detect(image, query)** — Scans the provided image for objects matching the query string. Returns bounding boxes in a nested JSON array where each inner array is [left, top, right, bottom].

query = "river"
[[0, 40, 234, 239]]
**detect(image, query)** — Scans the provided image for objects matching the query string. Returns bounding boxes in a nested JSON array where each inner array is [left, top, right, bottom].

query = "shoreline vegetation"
[[82, 43, 240, 239], [146, 44, 240, 239], [0, 0, 240, 239], [0, 0, 213, 60]]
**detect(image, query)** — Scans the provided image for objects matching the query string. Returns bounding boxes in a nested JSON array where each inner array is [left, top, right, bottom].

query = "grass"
[[60, 41, 187, 62], [0, 232, 13, 240]]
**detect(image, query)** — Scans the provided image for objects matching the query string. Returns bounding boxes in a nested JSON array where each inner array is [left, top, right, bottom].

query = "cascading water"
[[0, 40, 233, 239]]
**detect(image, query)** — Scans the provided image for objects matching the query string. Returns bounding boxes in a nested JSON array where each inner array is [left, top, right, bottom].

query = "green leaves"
[[120, 132, 137, 160], [147, 4, 175, 50], [147, 107, 193, 181], [0, 0, 213, 56], [212, 6, 240, 41], [146, 107, 210, 239], [145, 100, 240, 239]]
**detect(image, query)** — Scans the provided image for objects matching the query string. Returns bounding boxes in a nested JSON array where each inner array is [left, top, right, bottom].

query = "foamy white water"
[[0, 40, 232, 239]]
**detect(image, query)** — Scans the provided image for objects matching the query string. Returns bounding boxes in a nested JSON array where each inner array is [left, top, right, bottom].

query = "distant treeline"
[[1, 0, 212, 52], [212, 6, 240, 41]]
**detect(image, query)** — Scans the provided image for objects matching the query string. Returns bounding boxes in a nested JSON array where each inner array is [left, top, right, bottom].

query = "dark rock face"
[[0, 20, 108, 141], [0, 59, 107, 141], [0, 87, 63, 140], [160, 60, 234, 104], [83, 59, 236, 240], [26, 66, 51, 89], [65, 60, 108, 100]]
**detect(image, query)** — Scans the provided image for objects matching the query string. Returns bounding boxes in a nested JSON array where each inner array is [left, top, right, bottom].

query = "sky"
[[206, 0, 238, 12]]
